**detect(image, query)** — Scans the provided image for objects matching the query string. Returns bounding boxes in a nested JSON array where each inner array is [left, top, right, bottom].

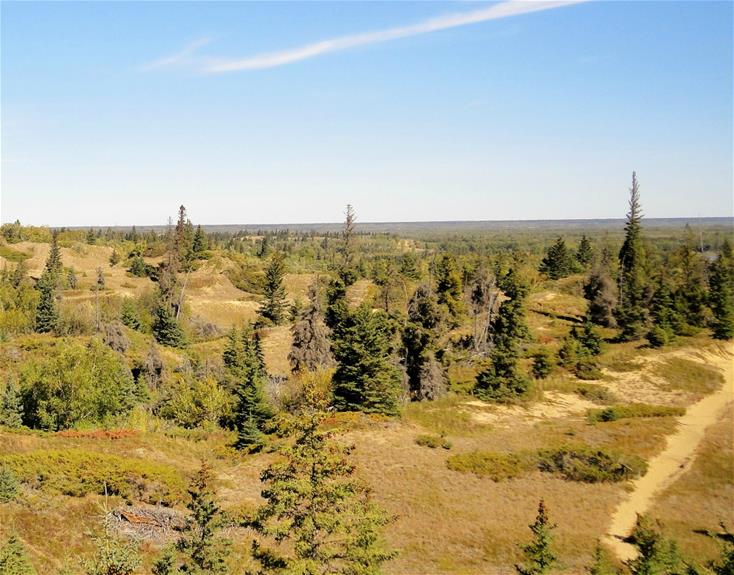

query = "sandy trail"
[[604, 343, 734, 560]]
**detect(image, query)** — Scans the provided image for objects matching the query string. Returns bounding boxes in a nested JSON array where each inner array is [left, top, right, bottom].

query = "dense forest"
[[0, 173, 733, 575]]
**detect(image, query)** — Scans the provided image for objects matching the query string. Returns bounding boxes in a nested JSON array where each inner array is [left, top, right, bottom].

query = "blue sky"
[[1, 1, 732, 226]]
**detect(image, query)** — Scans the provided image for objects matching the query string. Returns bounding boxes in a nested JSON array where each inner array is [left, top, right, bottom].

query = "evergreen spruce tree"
[[34, 268, 58, 334], [576, 235, 594, 268], [339, 204, 358, 286], [0, 378, 24, 428], [616, 172, 649, 340], [120, 298, 142, 331], [45, 231, 63, 278], [625, 515, 683, 575], [332, 304, 402, 415], [709, 246, 734, 340], [402, 285, 446, 400], [152, 227, 186, 347], [674, 225, 708, 329], [0, 534, 36, 575], [225, 325, 274, 450], [248, 412, 395, 575], [129, 255, 147, 277], [540, 237, 575, 279], [586, 542, 616, 575], [109, 249, 120, 267], [192, 225, 207, 255], [174, 462, 230, 574], [83, 529, 141, 575], [646, 275, 682, 348], [258, 252, 287, 325], [435, 254, 464, 319], [474, 269, 530, 401], [289, 281, 334, 373], [516, 500, 558, 575]]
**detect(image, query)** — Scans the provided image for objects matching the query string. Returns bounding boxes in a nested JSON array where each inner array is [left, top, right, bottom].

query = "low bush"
[[446, 451, 537, 481], [575, 383, 617, 405], [415, 433, 452, 450], [587, 404, 685, 423], [448, 445, 646, 483], [655, 357, 724, 395], [0, 448, 185, 505], [537, 445, 647, 483]]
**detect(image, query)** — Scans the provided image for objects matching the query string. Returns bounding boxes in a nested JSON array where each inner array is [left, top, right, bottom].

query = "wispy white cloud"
[[144, 1, 588, 74], [141, 37, 213, 71]]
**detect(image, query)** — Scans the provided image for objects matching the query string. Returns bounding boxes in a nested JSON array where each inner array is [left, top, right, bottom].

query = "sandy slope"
[[604, 343, 734, 560]]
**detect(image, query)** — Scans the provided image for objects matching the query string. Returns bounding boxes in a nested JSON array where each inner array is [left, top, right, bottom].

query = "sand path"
[[604, 343, 734, 560]]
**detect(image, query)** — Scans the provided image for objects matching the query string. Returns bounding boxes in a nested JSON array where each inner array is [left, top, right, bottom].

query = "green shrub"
[[575, 383, 617, 405], [0, 448, 185, 505], [415, 433, 451, 450], [587, 404, 685, 423], [0, 466, 19, 502], [446, 451, 537, 481], [19, 338, 141, 430], [537, 445, 647, 483]]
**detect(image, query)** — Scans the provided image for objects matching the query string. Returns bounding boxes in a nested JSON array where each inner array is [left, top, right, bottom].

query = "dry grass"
[[647, 406, 734, 564]]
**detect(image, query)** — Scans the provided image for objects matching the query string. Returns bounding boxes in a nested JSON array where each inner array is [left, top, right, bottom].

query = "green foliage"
[[119, 298, 142, 331], [532, 349, 554, 380], [19, 338, 138, 430], [0, 448, 185, 504], [34, 271, 59, 333], [625, 515, 684, 575], [248, 412, 395, 575], [515, 500, 558, 575], [153, 301, 186, 348], [646, 276, 683, 348], [616, 172, 649, 340], [448, 446, 646, 483], [0, 466, 20, 502], [0, 534, 37, 575], [332, 304, 403, 415], [655, 358, 724, 395], [475, 269, 530, 401], [587, 404, 685, 423], [83, 530, 141, 575], [414, 433, 451, 450], [108, 249, 120, 267], [709, 244, 734, 340], [536, 445, 647, 483], [171, 462, 230, 574], [0, 262, 38, 337], [162, 374, 233, 430], [152, 247, 186, 347], [258, 252, 287, 325], [586, 541, 616, 575], [540, 237, 576, 280], [576, 235, 594, 268], [1, 378, 24, 428], [128, 255, 147, 277], [224, 325, 274, 450], [584, 265, 618, 328], [435, 254, 464, 319], [447, 451, 537, 481], [558, 319, 602, 379], [403, 285, 446, 400], [574, 383, 617, 405]]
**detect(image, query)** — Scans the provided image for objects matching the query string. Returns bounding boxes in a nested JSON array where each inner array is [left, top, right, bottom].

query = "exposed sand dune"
[[604, 343, 734, 560]]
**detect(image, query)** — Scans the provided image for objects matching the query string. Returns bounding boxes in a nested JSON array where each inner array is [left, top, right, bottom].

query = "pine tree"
[[646, 275, 682, 348], [175, 462, 230, 574], [339, 204, 358, 286], [120, 298, 142, 331], [129, 255, 147, 277], [0, 534, 36, 575], [83, 529, 141, 575], [540, 237, 575, 280], [709, 247, 734, 340], [0, 378, 24, 428], [152, 234, 186, 347], [435, 254, 464, 319], [674, 225, 708, 329], [625, 515, 683, 575], [248, 412, 395, 575], [34, 269, 58, 333], [616, 172, 649, 340], [109, 249, 120, 267], [475, 269, 530, 401], [45, 231, 63, 278], [586, 541, 616, 575], [576, 235, 594, 268], [192, 225, 207, 255], [516, 500, 557, 575], [289, 281, 334, 373], [258, 252, 287, 325], [332, 304, 402, 415], [402, 285, 446, 400], [225, 325, 274, 450]]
